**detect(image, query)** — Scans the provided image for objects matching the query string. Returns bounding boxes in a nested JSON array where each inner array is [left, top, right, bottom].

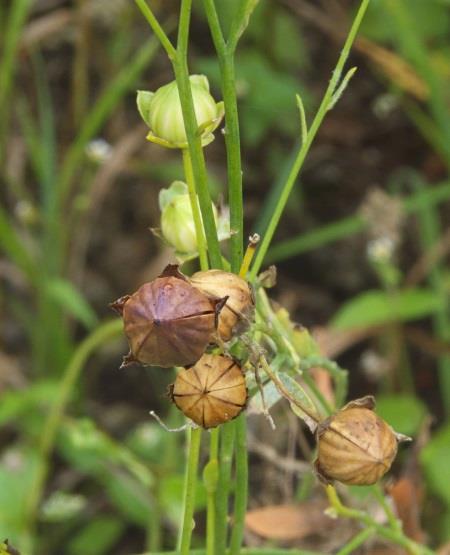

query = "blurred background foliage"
[[0, 0, 449, 553]]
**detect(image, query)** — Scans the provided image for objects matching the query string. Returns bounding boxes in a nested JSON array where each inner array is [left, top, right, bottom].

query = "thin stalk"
[[24, 319, 123, 551], [300, 371, 334, 416], [203, 0, 244, 273], [335, 527, 374, 555], [134, 0, 176, 59], [145, 550, 324, 555], [215, 422, 236, 555], [179, 427, 202, 555], [413, 177, 450, 414], [267, 179, 450, 264], [205, 429, 219, 555], [182, 149, 209, 270], [229, 415, 248, 555], [219, 54, 243, 274], [249, 0, 370, 279], [172, 0, 222, 269], [0, 0, 33, 163], [326, 485, 435, 555]]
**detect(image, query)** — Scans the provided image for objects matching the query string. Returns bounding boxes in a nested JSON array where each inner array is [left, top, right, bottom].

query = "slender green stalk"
[[0, 0, 33, 162], [266, 180, 450, 264], [134, 0, 176, 59], [202, 0, 244, 273], [229, 415, 248, 555], [145, 550, 323, 555], [59, 35, 159, 202], [205, 429, 219, 555], [179, 427, 202, 555], [413, 177, 450, 413], [326, 485, 435, 555], [249, 0, 370, 280], [182, 149, 209, 270], [24, 319, 123, 551], [172, 0, 222, 269], [335, 527, 374, 555], [215, 422, 236, 554]]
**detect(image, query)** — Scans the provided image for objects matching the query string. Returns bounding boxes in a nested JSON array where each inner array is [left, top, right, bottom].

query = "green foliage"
[[375, 394, 427, 436], [67, 516, 125, 555], [197, 50, 307, 145], [331, 288, 441, 330], [0, 447, 39, 542], [362, 0, 450, 43], [421, 423, 450, 507], [46, 279, 98, 330]]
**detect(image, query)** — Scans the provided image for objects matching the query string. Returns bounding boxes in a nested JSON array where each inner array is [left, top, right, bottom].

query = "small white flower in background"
[[372, 93, 398, 119], [85, 138, 113, 163], [15, 200, 38, 225], [41, 491, 87, 522], [137, 75, 224, 149], [366, 235, 396, 264]]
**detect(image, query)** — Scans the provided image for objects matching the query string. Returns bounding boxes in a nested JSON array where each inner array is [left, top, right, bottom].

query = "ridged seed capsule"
[[190, 270, 254, 341], [171, 354, 247, 428], [315, 396, 408, 486], [111, 265, 224, 368]]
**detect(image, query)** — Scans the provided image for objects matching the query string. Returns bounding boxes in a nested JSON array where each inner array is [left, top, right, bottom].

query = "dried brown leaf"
[[245, 501, 334, 541]]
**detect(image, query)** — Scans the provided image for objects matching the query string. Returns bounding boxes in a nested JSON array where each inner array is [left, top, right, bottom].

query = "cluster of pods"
[[111, 265, 254, 429]]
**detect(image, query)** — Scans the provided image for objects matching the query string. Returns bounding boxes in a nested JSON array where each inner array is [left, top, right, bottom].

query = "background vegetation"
[[0, 0, 449, 553]]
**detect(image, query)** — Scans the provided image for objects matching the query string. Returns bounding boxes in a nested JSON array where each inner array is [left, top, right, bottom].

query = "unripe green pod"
[[137, 75, 224, 149], [160, 181, 218, 254]]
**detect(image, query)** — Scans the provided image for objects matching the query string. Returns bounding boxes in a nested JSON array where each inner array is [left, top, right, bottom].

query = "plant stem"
[[229, 415, 248, 554], [215, 421, 236, 554], [202, 0, 244, 274], [335, 527, 374, 555], [266, 180, 450, 264], [249, 0, 370, 280], [413, 176, 450, 414], [326, 485, 435, 555], [179, 427, 202, 555], [182, 148, 209, 271], [172, 0, 222, 269], [134, 0, 176, 59], [205, 429, 219, 555], [24, 319, 123, 552]]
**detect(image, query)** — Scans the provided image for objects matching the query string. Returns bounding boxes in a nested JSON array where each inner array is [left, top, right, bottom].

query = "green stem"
[[229, 415, 248, 555], [24, 319, 123, 551], [413, 176, 450, 414], [215, 422, 236, 554], [249, 0, 370, 280], [299, 356, 349, 409], [182, 148, 209, 271], [335, 527, 374, 555], [179, 427, 202, 555], [205, 429, 220, 555], [134, 0, 176, 59], [326, 485, 435, 555], [202, 0, 244, 273], [172, 0, 222, 269]]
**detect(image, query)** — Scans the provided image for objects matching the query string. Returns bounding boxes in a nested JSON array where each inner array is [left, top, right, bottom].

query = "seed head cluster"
[[111, 264, 253, 428]]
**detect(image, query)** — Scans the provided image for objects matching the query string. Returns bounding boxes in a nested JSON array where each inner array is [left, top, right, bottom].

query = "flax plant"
[[131, 1, 435, 554]]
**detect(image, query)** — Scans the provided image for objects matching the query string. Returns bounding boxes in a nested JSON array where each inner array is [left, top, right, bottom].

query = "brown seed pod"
[[170, 353, 247, 428], [315, 396, 407, 486], [111, 265, 223, 368], [190, 270, 254, 341]]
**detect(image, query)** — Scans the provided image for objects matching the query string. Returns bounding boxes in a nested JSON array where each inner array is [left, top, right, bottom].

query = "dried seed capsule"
[[111, 265, 223, 368], [190, 270, 254, 341], [315, 396, 407, 486], [171, 354, 247, 428]]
